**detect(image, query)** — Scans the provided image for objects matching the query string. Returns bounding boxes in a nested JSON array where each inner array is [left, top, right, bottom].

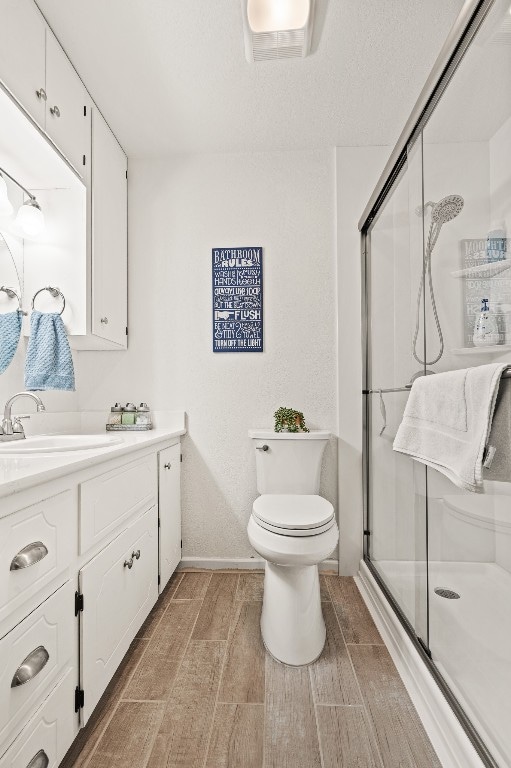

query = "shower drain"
[[434, 587, 460, 600]]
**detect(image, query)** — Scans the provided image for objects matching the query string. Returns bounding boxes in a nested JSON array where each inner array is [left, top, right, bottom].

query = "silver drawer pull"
[[132, 549, 140, 560], [124, 556, 133, 569], [35, 88, 47, 101], [163, 462, 171, 469], [100, 316, 109, 324], [11, 646, 49, 687], [49, 105, 60, 118], [10, 542, 48, 571], [27, 749, 49, 768]]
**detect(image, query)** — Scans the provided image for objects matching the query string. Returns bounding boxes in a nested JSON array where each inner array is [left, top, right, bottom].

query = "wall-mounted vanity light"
[[0, 166, 45, 238], [241, 0, 314, 62]]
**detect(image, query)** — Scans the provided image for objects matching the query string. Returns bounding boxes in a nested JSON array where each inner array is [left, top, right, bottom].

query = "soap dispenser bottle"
[[473, 298, 500, 346]]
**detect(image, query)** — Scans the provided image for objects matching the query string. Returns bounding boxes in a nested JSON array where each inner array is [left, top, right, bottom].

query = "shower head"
[[431, 194, 464, 224]]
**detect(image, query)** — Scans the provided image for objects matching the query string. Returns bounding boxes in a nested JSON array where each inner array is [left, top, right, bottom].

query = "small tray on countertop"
[[106, 424, 153, 431]]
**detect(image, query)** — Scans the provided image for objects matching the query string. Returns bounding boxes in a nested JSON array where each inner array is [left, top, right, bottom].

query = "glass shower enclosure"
[[361, 2, 511, 766]]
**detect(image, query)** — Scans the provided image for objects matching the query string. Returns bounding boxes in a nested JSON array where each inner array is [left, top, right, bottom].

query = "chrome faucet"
[[1, 392, 46, 441]]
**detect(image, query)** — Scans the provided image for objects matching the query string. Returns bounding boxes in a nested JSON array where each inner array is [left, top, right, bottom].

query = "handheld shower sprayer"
[[412, 194, 464, 367]]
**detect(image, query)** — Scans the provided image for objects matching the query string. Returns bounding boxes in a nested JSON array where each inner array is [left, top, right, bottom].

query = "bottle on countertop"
[[107, 403, 123, 426], [135, 403, 152, 427], [121, 403, 137, 425], [473, 298, 500, 347]]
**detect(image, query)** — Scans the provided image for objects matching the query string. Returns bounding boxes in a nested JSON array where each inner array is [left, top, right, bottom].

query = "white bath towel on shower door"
[[393, 363, 507, 492]]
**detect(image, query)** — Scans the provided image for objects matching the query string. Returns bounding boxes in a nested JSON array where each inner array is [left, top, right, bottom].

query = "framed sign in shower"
[[212, 246, 263, 352]]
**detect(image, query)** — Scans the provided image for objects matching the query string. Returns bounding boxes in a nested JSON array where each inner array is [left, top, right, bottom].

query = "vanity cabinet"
[[79, 505, 158, 723], [158, 444, 182, 592], [91, 108, 128, 348], [0, 0, 47, 128], [0, 437, 182, 764]]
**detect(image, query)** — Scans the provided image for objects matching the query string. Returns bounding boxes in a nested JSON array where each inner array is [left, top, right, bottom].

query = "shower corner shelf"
[[451, 344, 511, 356]]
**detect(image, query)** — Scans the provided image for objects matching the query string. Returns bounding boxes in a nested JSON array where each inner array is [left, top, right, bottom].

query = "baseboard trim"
[[178, 557, 338, 573], [356, 560, 485, 768]]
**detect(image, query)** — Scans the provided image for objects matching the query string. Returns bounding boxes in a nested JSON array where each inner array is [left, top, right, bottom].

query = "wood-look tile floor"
[[61, 570, 442, 768]]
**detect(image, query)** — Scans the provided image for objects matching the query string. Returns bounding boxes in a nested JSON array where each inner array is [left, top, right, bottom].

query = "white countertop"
[[0, 410, 186, 500]]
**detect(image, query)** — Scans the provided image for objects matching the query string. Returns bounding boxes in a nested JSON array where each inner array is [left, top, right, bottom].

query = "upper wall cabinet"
[[45, 31, 91, 174], [0, 1, 90, 177], [91, 109, 128, 348], [0, 0, 47, 127]]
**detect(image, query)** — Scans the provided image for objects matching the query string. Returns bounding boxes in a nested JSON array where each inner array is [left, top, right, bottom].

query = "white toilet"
[[247, 429, 338, 666]]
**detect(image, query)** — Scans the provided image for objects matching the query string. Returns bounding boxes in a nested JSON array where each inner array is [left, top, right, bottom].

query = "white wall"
[[76, 149, 338, 561]]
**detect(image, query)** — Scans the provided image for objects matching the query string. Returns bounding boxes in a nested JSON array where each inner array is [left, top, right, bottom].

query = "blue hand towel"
[[0, 310, 22, 374], [25, 310, 75, 391]]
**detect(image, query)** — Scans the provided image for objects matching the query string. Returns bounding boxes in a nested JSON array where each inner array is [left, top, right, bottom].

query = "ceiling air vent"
[[242, 0, 314, 63]]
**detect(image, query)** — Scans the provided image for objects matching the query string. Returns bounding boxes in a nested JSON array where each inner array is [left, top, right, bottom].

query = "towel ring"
[[0, 286, 26, 315], [31, 286, 65, 315]]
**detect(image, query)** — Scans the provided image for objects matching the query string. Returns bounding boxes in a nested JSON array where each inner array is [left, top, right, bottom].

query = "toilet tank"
[[249, 430, 330, 494]]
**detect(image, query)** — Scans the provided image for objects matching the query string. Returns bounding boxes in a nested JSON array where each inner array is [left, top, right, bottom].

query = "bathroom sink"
[[0, 435, 124, 454]]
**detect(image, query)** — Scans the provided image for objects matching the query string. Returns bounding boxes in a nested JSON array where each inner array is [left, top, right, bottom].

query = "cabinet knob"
[[164, 463, 171, 469], [11, 646, 49, 687], [26, 750, 49, 768], [35, 88, 47, 101], [10, 541, 48, 570], [49, 105, 60, 118], [132, 549, 141, 560], [124, 557, 133, 569], [100, 317, 109, 324]]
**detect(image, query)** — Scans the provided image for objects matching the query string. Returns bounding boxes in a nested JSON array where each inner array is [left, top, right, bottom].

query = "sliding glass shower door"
[[365, 137, 429, 646], [363, 2, 511, 765]]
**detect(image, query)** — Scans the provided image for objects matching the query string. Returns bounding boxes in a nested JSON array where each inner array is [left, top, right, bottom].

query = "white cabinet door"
[[91, 108, 128, 347], [0, 0, 46, 127], [80, 506, 158, 724], [45, 31, 90, 175], [158, 444, 182, 592]]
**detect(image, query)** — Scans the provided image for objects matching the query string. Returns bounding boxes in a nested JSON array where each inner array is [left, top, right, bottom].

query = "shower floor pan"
[[375, 559, 511, 767]]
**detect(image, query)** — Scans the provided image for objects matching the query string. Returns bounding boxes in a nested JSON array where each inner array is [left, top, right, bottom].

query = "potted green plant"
[[274, 407, 309, 433]]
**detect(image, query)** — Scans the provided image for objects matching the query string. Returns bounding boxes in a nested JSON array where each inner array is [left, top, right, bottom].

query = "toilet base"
[[260, 561, 326, 666]]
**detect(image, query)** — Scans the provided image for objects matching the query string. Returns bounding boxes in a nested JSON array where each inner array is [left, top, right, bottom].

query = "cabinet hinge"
[[75, 591, 84, 616], [83, 154, 86, 166], [157, 517, 160, 528], [181, 539, 183, 549], [125, 326, 128, 336], [180, 454, 183, 463], [125, 170, 128, 180], [157, 574, 161, 586], [363, 529, 371, 536], [74, 687, 85, 712], [83, 105, 87, 116]]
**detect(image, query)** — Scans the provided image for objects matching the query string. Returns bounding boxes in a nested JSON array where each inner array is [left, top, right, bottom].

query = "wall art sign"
[[212, 246, 263, 352]]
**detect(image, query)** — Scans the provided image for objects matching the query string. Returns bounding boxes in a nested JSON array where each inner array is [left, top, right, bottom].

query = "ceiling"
[[36, 0, 466, 157]]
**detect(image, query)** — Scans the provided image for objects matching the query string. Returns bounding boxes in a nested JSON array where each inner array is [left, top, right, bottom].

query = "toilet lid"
[[253, 494, 334, 531]]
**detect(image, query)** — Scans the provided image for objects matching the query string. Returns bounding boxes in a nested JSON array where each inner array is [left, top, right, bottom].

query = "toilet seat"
[[253, 494, 334, 537]]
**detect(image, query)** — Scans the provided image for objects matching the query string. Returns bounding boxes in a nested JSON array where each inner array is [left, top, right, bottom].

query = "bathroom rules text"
[[212, 247, 263, 352]]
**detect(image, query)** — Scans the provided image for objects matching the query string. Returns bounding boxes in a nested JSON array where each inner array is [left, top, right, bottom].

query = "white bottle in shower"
[[473, 298, 500, 346]]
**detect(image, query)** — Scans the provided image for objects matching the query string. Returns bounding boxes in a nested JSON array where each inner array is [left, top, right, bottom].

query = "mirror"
[[0, 229, 22, 313]]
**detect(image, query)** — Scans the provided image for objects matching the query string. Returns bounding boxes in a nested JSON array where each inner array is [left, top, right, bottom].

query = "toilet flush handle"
[[256, 444, 269, 451]]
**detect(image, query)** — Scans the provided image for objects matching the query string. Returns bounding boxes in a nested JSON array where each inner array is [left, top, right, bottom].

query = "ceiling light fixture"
[[0, 165, 45, 237], [241, 0, 314, 62]]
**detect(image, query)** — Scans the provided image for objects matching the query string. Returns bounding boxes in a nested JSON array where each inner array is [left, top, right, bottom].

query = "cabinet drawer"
[[0, 492, 76, 638], [79, 455, 157, 553], [80, 505, 158, 724], [0, 582, 74, 756], [0, 668, 77, 768]]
